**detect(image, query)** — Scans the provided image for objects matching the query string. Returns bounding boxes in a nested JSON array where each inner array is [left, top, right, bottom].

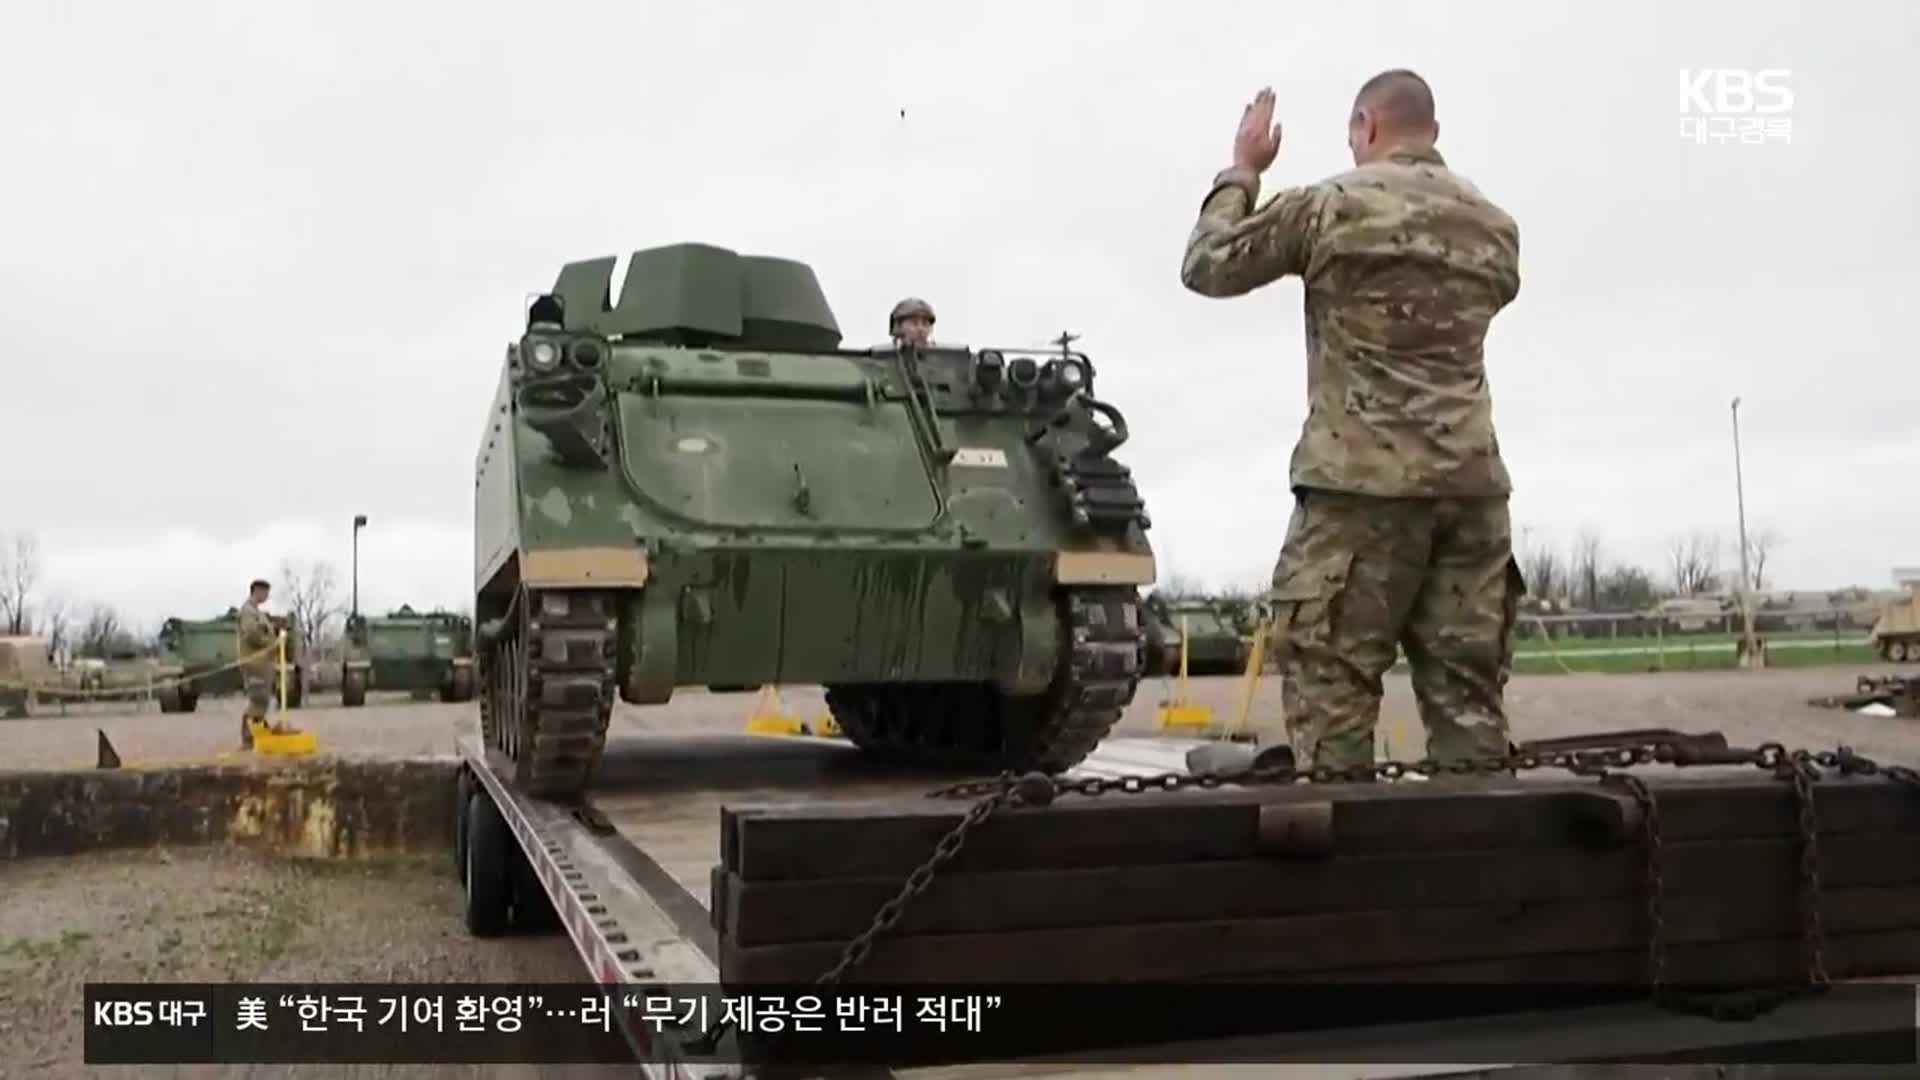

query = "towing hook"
[[791, 463, 812, 514]]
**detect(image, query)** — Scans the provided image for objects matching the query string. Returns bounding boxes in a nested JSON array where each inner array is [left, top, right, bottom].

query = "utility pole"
[[1052, 330, 1079, 360], [1731, 398, 1759, 668], [352, 514, 368, 621]]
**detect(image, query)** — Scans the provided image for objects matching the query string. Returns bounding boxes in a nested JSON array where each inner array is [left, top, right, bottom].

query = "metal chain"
[[821, 734, 1920, 1023], [924, 738, 1773, 803], [678, 735, 1920, 1063], [814, 773, 1051, 986], [680, 772, 1044, 1060], [1784, 751, 1832, 989], [1605, 773, 1669, 995]]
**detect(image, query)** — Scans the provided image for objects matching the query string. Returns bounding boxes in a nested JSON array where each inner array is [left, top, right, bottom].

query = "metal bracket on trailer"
[[458, 734, 741, 1079]]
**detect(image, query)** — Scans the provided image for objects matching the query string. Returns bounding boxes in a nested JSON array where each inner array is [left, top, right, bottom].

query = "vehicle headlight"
[[527, 340, 561, 372]]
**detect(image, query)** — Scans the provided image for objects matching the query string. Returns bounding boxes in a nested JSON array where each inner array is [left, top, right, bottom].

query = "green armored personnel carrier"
[[1142, 595, 1251, 677], [340, 605, 477, 707], [152, 609, 305, 714], [473, 241, 1157, 796]]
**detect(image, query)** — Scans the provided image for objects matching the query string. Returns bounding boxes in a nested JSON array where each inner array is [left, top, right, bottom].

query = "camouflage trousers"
[[241, 672, 273, 721], [1266, 488, 1526, 771]]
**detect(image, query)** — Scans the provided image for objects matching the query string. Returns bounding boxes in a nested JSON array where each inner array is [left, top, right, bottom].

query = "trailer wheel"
[[509, 848, 561, 934], [341, 671, 367, 707], [443, 666, 476, 704], [454, 769, 475, 883], [462, 790, 513, 937]]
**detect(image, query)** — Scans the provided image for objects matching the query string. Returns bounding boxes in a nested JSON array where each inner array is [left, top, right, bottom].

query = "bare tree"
[[1520, 539, 1562, 607], [0, 531, 41, 636], [40, 594, 71, 663], [1666, 532, 1722, 596], [1745, 527, 1784, 592], [279, 558, 344, 650], [76, 604, 125, 658], [1597, 563, 1659, 612], [1155, 571, 1205, 601], [1570, 528, 1603, 611]]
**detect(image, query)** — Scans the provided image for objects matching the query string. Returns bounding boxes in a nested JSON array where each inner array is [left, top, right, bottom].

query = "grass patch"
[[1357, 632, 1879, 677], [1507, 641, 1876, 675], [0, 930, 96, 982]]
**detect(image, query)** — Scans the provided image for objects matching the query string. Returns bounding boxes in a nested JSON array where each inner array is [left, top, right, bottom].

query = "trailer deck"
[[453, 724, 1919, 1078]]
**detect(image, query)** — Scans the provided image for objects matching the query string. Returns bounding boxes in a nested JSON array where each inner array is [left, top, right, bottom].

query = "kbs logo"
[[93, 1000, 154, 1025], [1678, 69, 1793, 145]]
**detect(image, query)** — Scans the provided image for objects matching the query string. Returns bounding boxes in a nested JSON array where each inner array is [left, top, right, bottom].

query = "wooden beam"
[[719, 886, 1920, 984], [721, 831, 1920, 946], [722, 774, 1920, 882]]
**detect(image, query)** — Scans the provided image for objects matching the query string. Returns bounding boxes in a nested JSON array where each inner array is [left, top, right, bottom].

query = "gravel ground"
[[0, 847, 627, 1079], [5, 665, 1918, 773]]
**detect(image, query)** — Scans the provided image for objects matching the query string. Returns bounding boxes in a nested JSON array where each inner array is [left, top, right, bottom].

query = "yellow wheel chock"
[[249, 630, 317, 757], [1155, 615, 1216, 731], [744, 685, 838, 738]]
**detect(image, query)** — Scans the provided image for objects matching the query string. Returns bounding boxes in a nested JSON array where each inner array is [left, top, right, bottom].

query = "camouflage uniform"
[[1180, 143, 1525, 770], [236, 597, 278, 745]]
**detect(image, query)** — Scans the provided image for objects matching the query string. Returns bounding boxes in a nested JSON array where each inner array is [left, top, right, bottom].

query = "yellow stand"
[[251, 631, 316, 757], [1155, 616, 1215, 731], [744, 685, 836, 737], [1218, 620, 1267, 743]]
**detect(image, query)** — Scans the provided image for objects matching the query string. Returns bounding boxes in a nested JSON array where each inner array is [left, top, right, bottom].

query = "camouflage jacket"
[[237, 600, 278, 675], [1180, 144, 1521, 498]]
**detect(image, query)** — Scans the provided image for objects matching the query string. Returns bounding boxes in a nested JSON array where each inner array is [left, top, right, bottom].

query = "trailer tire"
[[342, 670, 367, 708], [509, 849, 560, 934], [462, 790, 513, 937], [454, 769, 475, 883]]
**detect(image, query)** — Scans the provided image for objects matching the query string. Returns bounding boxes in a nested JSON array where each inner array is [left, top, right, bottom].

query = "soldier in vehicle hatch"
[[1178, 70, 1525, 773], [888, 297, 937, 348], [236, 578, 286, 748]]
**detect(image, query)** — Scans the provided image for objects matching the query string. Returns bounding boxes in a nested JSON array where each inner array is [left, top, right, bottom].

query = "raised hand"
[[1233, 87, 1283, 173]]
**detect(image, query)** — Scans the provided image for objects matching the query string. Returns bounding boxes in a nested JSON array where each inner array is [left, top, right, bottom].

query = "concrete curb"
[[0, 756, 460, 861]]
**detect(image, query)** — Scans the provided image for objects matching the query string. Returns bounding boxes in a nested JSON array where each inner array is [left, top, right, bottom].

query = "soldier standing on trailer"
[[236, 578, 285, 749], [1178, 71, 1526, 770]]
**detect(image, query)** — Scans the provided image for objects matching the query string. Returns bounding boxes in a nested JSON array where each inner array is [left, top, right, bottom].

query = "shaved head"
[[1347, 68, 1439, 164]]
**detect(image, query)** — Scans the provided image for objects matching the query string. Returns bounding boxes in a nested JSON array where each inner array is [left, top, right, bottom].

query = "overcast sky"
[[1, 1, 1911, 631]]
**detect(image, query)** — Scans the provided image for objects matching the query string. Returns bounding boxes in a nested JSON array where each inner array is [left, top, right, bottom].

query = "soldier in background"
[[1178, 70, 1525, 771], [236, 578, 284, 749], [888, 297, 937, 348]]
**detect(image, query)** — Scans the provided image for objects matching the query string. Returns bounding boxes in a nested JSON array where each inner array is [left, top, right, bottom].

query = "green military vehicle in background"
[[471, 241, 1157, 796], [1143, 594, 1253, 677], [152, 609, 305, 714], [340, 604, 477, 707]]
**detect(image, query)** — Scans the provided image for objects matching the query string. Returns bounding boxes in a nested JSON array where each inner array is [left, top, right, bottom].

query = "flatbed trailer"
[[452, 725, 1920, 1078]]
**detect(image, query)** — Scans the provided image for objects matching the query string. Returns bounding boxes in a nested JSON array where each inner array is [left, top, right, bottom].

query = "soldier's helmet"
[[889, 296, 936, 332]]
